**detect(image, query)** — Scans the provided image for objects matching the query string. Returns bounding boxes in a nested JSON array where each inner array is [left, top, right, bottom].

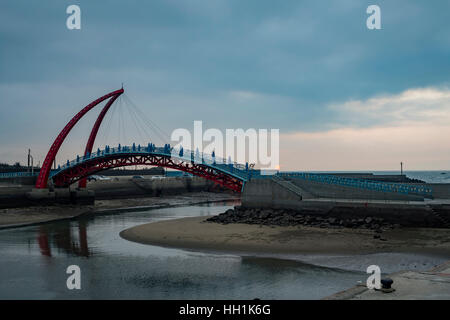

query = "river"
[[0, 202, 369, 299], [1, 202, 444, 300]]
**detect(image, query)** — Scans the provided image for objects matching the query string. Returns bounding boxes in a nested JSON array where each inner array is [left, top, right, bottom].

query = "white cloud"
[[281, 124, 450, 171], [329, 87, 450, 127], [280, 87, 450, 170]]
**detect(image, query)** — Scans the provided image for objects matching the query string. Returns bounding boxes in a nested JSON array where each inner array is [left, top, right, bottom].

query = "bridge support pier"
[[55, 188, 72, 204], [70, 188, 95, 205], [26, 188, 56, 201]]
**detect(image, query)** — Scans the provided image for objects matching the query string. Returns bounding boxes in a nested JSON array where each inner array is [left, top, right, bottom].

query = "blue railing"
[[51, 144, 254, 181], [277, 172, 433, 198], [0, 143, 433, 199], [0, 170, 60, 179], [0, 171, 39, 178]]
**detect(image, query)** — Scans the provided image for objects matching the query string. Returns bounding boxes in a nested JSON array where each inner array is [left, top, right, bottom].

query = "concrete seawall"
[[90, 176, 223, 199], [242, 178, 450, 227], [288, 178, 426, 201], [0, 176, 37, 185], [0, 177, 226, 208], [242, 179, 303, 210]]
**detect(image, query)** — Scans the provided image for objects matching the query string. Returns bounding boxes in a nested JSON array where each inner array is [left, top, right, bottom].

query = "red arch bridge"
[[50, 145, 252, 192], [33, 88, 254, 193], [21, 88, 432, 198]]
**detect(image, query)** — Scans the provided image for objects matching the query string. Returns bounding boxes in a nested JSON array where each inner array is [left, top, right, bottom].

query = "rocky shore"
[[206, 206, 399, 237], [206, 206, 399, 230]]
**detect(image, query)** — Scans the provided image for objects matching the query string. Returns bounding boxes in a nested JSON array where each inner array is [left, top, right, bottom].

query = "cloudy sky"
[[1, 0, 449, 171]]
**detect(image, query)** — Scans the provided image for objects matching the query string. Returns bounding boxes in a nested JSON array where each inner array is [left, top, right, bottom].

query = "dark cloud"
[[0, 0, 449, 164]]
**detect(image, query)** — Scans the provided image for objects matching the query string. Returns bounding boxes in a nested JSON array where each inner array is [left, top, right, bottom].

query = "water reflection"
[[0, 203, 368, 300], [37, 220, 90, 257]]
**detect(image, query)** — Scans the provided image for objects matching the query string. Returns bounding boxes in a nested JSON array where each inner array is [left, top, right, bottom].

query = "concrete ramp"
[[242, 178, 303, 210], [271, 175, 313, 199]]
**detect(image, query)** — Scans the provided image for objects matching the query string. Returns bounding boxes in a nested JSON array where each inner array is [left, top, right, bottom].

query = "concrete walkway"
[[326, 261, 450, 300]]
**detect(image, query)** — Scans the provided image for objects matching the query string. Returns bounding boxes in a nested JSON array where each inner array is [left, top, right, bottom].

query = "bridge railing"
[[0, 169, 61, 179], [277, 172, 433, 198], [52, 144, 253, 180], [168, 147, 250, 179], [0, 171, 39, 178]]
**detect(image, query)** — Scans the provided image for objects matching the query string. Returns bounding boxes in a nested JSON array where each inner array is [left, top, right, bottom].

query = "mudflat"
[[0, 192, 238, 228], [120, 216, 450, 256]]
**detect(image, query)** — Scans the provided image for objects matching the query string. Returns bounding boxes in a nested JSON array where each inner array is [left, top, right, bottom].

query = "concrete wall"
[[242, 179, 423, 209], [409, 183, 450, 199], [0, 176, 226, 208], [0, 176, 37, 185], [242, 179, 303, 210], [288, 178, 424, 201], [91, 176, 223, 199], [241, 179, 446, 227], [324, 202, 440, 227], [0, 186, 35, 208]]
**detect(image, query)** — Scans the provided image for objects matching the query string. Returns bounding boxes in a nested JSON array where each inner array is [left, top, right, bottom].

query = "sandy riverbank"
[[0, 192, 239, 228], [120, 216, 450, 256]]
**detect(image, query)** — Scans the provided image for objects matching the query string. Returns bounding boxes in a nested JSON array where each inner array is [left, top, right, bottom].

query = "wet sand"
[[120, 216, 450, 256], [0, 192, 238, 228]]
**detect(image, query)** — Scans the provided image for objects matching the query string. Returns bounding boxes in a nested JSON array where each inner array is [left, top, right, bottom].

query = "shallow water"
[[0, 202, 445, 299]]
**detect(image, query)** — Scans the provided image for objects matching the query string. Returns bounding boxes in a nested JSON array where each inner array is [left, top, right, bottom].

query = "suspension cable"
[[123, 94, 171, 143]]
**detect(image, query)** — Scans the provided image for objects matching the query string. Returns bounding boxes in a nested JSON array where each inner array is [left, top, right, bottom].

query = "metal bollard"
[[381, 278, 395, 293]]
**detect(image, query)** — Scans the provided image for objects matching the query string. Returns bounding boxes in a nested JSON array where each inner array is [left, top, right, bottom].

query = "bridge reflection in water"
[[37, 220, 90, 257], [0, 203, 379, 300]]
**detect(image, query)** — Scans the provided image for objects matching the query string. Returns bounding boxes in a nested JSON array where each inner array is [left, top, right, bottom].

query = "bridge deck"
[[0, 144, 435, 198]]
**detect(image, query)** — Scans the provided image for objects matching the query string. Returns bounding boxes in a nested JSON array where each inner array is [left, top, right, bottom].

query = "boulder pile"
[[206, 206, 399, 232]]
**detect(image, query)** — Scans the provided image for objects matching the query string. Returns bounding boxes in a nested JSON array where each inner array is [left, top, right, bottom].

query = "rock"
[[207, 207, 399, 231], [225, 209, 234, 215], [261, 212, 270, 219], [344, 222, 353, 228]]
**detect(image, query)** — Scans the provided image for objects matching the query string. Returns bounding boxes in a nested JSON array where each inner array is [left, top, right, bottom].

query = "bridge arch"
[[35, 89, 124, 189], [51, 152, 245, 192], [78, 93, 122, 188]]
